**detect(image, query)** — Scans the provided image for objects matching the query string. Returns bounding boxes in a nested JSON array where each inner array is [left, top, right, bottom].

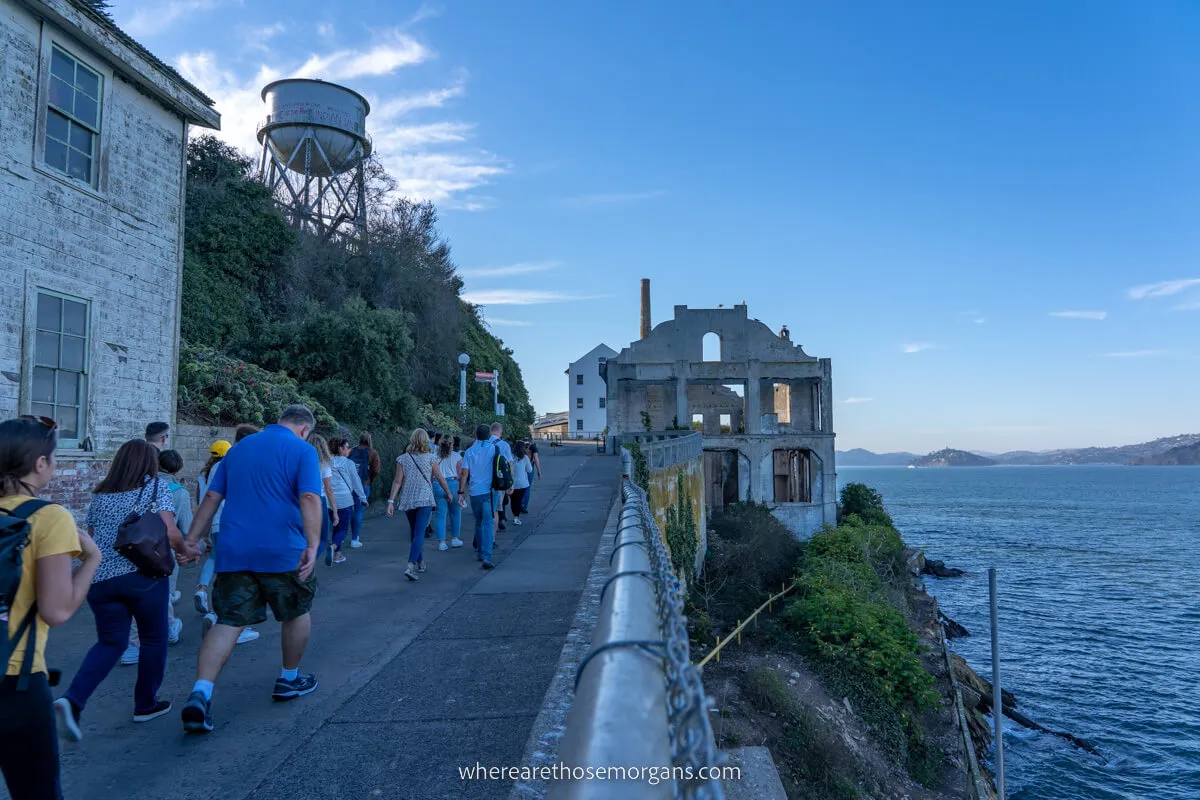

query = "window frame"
[[576, 419, 584, 431], [598, 397, 606, 409], [576, 397, 584, 409], [34, 30, 109, 194], [26, 288, 92, 449]]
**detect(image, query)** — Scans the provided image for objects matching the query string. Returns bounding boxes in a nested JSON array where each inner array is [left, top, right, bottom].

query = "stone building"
[[605, 287, 837, 537], [566, 343, 617, 438], [0, 0, 219, 517]]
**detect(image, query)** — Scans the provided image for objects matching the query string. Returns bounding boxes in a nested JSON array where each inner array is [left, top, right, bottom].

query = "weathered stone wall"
[[0, 3, 188, 521], [173, 423, 236, 502], [638, 434, 707, 578]]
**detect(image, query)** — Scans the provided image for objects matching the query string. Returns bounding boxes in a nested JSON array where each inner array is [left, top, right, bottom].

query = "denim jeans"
[[522, 479, 532, 512], [332, 506, 353, 551], [199, 527, 219, 588], [65, 572, 169, 715], [433, 478, 461, 542], [350, 484, 369, 542], [316, 496, 332, 563], [405, 506, 432, 564], [470, 493, 495, 562], [0, 673, 61, 800]]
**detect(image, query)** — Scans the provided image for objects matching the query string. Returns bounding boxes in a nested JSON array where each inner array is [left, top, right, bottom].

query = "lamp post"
[[458, 353, 470, 408]]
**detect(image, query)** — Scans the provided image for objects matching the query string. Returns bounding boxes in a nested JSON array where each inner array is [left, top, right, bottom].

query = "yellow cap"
[[210, 440, 232, 457]]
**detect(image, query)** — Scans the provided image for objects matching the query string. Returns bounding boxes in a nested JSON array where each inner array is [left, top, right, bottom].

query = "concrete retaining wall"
[[173, 423, 236, 502], [637, 434, 707, 578]]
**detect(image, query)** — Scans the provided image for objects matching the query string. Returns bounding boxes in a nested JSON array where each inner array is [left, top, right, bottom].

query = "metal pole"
[[493, 369, 500, 415], [989, 567, 1006, 799], [459, 367, 467, 408]]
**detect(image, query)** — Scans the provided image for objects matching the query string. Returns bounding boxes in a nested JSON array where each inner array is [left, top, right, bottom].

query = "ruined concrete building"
[[606, 280, 837, 537], [0, 0, 219, 516]]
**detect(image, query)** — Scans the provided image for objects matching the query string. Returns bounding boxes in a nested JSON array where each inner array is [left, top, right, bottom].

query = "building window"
[[773, 449, 812, 503], [576, 374, 584, 385], [576, 397, 584, 409], [44, 46, 102, 185], [576, 419, 584, 431], [31, 291, 89, 443], [598, 397, 605, 409]]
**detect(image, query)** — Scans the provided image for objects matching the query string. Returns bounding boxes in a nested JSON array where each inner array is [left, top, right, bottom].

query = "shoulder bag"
[[114, 478, 174, 579]]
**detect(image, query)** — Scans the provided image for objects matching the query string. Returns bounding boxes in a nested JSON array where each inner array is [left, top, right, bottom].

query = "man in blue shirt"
[[179, 405, 324, 734], [489, 422, 514, 531], [460, 424, 499, 569]]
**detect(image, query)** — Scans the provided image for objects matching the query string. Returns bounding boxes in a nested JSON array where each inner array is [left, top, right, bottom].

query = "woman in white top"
[[307, 433, 338, 567], [432, 435, 464, 551], [328, 437, 367, 565], [387, 429, 450, 582], [508, 441, 535, 525]]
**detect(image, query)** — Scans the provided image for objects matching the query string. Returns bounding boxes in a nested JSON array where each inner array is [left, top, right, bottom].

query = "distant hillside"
[[837, 448, 918, 467], [911, 449, 997, 468], [1129, 442, 1200, 466], [994, 434, 1200, 466]]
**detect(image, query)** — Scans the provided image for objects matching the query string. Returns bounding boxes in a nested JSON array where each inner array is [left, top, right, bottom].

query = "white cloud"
[[242, 23, 287, 54], [485, 318, 534, 328], [1098, 350, 1167, 358], [316, 23, 335, 38], [122, 0, 220, 37], [562, 190, 667, 208], [374, 80, 467, 121], [1173, 301, 1200, 311], [460, 261, 560, 278], [175, 36, 502, 207], [1128, 278, 1200, 300], [1049, 310, 1107, 320], [294, 31, 431, 82], [461, 290, 592, 306], [842, 397, 873, 404], [902, 343, 935, 354]]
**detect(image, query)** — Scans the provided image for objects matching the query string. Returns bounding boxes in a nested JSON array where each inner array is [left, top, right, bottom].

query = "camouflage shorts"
[[212, 570, 316, 627]]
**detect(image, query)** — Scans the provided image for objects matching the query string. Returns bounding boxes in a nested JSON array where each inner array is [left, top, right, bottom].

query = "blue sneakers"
[[272, 672, 319, 702]]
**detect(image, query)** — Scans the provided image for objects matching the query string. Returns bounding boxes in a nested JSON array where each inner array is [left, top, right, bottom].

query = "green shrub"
[[692, 502, 804, 624], [623, 441, 650, 493], [838, 483, 894, 527], [178, 343, 335, 428]]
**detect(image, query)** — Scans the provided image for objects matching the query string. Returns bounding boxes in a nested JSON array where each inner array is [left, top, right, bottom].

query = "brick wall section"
[[1, 3, 189, 521]]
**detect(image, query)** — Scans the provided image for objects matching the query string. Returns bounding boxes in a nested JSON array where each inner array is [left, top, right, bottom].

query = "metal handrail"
[[551, 478, 725, 799]]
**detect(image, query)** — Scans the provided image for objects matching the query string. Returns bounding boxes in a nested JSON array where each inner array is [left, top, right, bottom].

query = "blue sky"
[[113, 0, 1200, 453]]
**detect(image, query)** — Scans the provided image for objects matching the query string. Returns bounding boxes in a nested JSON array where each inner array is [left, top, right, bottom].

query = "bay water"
[[837, 466, 1200, 800]]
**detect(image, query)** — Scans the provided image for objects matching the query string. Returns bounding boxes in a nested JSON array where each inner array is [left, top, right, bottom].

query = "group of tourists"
[[0, 407, 541, 798]]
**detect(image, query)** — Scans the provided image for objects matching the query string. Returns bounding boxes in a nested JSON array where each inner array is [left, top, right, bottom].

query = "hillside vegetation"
[[692, 488, 965, 798], [178, 136, 532, 439]]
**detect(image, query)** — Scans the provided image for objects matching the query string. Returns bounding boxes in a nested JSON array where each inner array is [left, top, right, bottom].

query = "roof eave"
[[25, 0, 221, 129]]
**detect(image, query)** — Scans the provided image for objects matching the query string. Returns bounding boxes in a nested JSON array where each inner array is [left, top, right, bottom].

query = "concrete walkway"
[[47, 444, 617, 800]]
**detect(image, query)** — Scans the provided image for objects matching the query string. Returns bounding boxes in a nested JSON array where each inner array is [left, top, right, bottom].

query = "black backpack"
[[349, 447, 372, 485], [0, 499, 51, 690], [491, 445, 513, 492]]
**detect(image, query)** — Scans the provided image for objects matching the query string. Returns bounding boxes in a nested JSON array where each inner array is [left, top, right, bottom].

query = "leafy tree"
[[838, 482, 894, 527]]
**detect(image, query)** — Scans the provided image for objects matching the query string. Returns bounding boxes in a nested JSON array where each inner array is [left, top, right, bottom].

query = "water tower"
[[257, 78, 372, 243]]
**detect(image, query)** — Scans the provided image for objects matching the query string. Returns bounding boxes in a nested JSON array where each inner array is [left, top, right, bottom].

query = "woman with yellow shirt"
[[0, 416, 100, 799]]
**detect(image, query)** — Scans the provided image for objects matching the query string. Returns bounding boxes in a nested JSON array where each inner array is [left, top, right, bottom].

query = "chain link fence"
[[551, 465, 725, 799]]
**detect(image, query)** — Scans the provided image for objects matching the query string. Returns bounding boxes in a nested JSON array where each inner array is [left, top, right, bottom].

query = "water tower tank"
[[257, 79, 372, 178]]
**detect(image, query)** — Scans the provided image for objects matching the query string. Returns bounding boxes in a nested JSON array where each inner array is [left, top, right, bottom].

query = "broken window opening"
[[691, 413, 704, 431], [719, 414, 732, 434], [773, 383, 791, 425], [773, 449, 813, 503], [702, 332, 721, 362]]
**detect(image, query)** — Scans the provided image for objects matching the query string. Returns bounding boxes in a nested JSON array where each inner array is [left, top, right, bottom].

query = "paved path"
[[43, 445, 617, 800]]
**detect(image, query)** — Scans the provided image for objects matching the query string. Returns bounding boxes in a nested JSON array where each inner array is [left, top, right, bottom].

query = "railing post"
[[989, 567, 1006, 799]]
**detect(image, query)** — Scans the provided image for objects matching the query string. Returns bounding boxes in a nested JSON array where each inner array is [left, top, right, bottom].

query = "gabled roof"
[[24, 0, 220, 129]]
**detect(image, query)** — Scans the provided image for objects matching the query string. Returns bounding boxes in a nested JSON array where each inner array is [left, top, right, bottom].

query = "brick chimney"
[[640, 279, 651, 339]]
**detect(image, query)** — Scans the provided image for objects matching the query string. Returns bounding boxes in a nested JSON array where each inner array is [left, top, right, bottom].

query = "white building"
[[566, 344, 617, 438], [0, 0, 219, 516]]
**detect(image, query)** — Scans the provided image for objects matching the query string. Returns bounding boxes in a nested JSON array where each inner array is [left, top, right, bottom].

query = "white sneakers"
[[170, 590, 181, 604], [193, 589, 210, 615], [450, 538, 464, 548], [438, 541, 448, 551], [237, 628, 260, 644], [120, 645, 139, 665], [350, 539, 363, 549], [168, 617, 183, 644], [513, 518, 523, 526]]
